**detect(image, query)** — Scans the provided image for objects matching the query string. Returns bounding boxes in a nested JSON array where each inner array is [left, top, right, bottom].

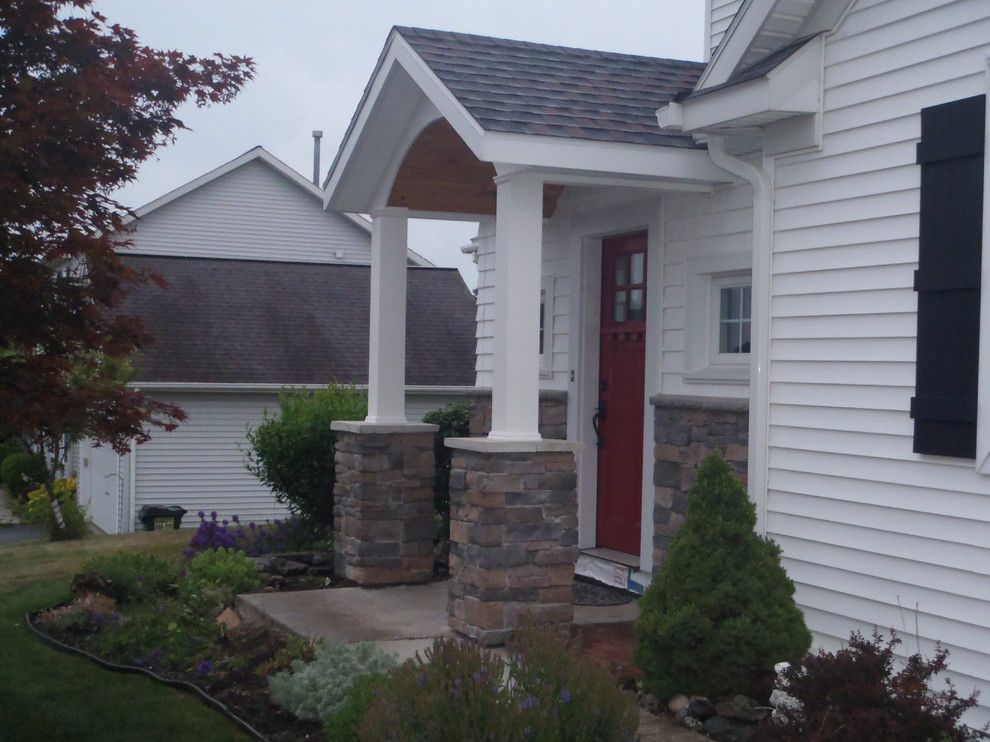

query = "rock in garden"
[[687, 696, 717, 721], [308, 565, 334, 577], [702, 715, 755, 742], [216, 606, 241, 631], [270, 557, 308, 576], [275, 552, 314, 565], [640, 693, 661, 713], [681, 716, 704, 732], [310, 552, 331, 567], [70, 572, 114, 597], [667, 693, 689, 714], [250, 556, 274, 573], [716, 695, 767, 723]]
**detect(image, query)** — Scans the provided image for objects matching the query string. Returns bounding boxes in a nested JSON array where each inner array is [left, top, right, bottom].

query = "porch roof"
[[324, 27, 732, 215], [395, 27, 704, 148]]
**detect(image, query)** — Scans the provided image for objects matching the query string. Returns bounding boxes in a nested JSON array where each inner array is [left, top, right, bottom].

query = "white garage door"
[[133, 392, 291, 528]]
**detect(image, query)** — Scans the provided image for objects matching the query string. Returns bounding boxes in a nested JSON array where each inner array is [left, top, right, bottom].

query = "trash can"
[[137, 505, 188, 531]]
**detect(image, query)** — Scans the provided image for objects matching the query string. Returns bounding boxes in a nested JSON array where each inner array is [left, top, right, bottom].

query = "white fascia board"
[[976, 61, 990, 475], [696, 0, 777, 89], [678, 36, 821, 132], [483, 132, 733, 185], [323, 30, 485, 213]]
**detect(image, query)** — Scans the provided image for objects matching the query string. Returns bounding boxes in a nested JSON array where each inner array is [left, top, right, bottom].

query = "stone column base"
[[331, 421, 438, 586], [446, 438, 580, 645]]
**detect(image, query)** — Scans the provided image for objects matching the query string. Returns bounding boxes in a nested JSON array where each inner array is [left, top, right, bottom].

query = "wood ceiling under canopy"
[[387, 119, 564, 218]]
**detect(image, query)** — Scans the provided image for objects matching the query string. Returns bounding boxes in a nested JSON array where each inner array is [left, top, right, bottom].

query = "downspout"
[[706, 136, 773, 535]]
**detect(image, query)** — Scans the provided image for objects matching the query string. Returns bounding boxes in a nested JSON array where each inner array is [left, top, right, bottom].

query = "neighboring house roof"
[[120, 255, 476, 387], [394, 26, 705, 148], [126, 146, 433, 267]]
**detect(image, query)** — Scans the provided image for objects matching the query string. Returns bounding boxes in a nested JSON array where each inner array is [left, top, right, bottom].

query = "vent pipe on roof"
[[312, 130, 323, 186]]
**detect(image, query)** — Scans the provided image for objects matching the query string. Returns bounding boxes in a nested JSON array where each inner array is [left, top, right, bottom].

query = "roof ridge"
[[393, 25, 705, 68]]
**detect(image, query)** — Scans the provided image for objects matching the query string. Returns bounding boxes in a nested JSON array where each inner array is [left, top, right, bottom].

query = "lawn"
[[0, 530, 247, 741]]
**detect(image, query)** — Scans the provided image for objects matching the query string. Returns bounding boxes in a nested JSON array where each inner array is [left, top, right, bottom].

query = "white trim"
[[127, 439, 136, 534], [975, 58, 990, 474], [695, 0, 774, 90], [128, 381, 483, 395], [540, 273, 555, 378], [706, 137, 773, 536]]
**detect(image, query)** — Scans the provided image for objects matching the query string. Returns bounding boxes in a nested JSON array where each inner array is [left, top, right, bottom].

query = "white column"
[[366, 208, 409, 424], [489, 171, 543, 441]]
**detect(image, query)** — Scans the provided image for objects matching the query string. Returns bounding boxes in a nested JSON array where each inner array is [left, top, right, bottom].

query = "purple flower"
[[196, 660, 213, 677], [560, 688, 572, 704], [519, 695, 538, 711], [210, 511, 218, 520], [197, 510, 205, 518], [231, 515, 239, 523], [416, 672, 425, 688]]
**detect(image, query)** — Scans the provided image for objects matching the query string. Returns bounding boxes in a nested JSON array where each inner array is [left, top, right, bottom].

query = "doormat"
[[573, 577, 634, 606]]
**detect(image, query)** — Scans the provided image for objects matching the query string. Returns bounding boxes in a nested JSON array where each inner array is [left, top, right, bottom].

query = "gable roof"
[[394, 27, 705, 148], [125, 146, 433, 268], [120, 254, 476, 387]]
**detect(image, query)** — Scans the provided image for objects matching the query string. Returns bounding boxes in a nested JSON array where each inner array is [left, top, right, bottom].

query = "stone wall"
[[462, 389, 568, 440], [651, 394, 748, 574], [447, 443, 579, 645], [332, 423, 437, 585]]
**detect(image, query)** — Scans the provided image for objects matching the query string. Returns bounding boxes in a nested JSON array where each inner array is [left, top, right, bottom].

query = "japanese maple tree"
[[0, 0, 254, 527]]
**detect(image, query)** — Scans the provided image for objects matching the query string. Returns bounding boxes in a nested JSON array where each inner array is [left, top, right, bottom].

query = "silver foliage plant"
[[268, 641, 397, 721]]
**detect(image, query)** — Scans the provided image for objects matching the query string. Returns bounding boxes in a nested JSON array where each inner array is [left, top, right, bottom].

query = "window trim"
[[710, 274, 753, 364], [539, 273, 554, 379], [683, 251, 752, 385]]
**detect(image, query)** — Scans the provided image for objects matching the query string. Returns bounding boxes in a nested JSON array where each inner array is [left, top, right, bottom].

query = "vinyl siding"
[[767, 0, 990, 722], [708, 0, 744, 58], [120, 159, 371, 263], [130, 390, 464, 529], [660, 182, 754, 398]]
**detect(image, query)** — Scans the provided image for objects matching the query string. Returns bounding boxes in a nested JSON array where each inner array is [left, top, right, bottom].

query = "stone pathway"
[[0, 487, 44, 544], [0, 486, 20, 524]]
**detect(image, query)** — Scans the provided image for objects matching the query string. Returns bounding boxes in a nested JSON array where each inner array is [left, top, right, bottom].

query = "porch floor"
[[236, 578, 638, 663]]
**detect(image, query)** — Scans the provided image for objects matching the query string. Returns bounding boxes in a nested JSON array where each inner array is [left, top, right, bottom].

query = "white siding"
[[660, 182, 754, 398], [708, 0, 744, 58], [766, 0, 990, 723], [121, 159, 371, 263], [129, 389, 466, 529]]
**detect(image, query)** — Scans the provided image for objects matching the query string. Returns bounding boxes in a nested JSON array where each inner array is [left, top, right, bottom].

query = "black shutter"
[[910, 94, 986, 458]]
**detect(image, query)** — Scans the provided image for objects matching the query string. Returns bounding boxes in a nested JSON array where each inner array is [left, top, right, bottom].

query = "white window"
[[683, 252, 752, 384]]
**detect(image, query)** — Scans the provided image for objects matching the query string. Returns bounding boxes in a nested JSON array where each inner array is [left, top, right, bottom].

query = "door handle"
[[592, 401, 606, 449]]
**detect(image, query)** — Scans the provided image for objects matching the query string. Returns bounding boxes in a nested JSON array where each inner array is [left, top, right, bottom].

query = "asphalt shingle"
[[395, 27, 705, 147], [119, 255, 478, 387]]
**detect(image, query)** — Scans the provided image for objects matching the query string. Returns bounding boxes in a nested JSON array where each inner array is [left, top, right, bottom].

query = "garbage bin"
[[137, 505, 188, 531]]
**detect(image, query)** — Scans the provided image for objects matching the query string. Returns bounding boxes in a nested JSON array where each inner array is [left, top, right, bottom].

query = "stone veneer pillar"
[[331, 421, 438, 585], [651, 394, 749, 573], [445, 438, 581, 646]]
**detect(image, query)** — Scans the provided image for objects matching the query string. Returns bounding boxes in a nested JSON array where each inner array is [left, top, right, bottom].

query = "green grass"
[[0, 531, 247, 741]]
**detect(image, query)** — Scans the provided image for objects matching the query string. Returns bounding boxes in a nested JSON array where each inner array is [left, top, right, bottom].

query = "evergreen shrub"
[[636, 454, 811, 700]]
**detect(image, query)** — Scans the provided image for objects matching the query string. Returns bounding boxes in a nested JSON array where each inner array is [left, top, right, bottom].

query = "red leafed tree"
[[0, 0, 255, 528]]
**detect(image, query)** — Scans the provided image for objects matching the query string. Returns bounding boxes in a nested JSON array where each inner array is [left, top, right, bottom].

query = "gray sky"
[[92, 0, 705, 288]]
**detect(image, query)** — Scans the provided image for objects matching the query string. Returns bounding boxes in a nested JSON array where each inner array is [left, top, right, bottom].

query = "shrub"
[[268, 641, 397, 721], [23, 478, 88, 540], [1, 451, 45, 499], [93, 598, 218, 670], [360, 630, 639, 741], [0, 437, 25, 463], [636, 454, 811, 700], [323, 673, 386, 742], [246, 384, 367, 531], [83, 551, 178, 603], [422, 402, 470, 534], [178, 548, 259, 605], [767, 630, 984, 741]]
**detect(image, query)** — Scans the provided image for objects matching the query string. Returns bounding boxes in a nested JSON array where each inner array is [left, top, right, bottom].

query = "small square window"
[[718, 284, 751, 354]]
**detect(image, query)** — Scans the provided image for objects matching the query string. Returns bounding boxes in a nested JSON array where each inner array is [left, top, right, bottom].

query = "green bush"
[[422, 402, 470, 534], [93, 598, 218, 670], [246, 384, 367, 531], [0, 437, 25, 463], [636, 454, 811, 701], [23, 478, 89, 540], [1, 451, 45, 499], [323, 673, 386, 742], [83, 551, 178, 603], [268, 641, 397, 721], [359, 630, 638, 741], [178, 548, 259, 605]]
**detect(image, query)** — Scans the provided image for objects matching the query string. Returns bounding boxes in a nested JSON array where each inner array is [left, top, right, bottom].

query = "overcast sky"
[[92, 0, 705, 287]]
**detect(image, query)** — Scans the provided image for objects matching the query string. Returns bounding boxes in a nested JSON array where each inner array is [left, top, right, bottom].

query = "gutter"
[[705, 136, 773, 536]]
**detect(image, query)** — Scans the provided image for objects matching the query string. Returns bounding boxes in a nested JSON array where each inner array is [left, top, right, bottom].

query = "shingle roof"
[[119, 255, 477, 387], [395, 27, 705, 147]]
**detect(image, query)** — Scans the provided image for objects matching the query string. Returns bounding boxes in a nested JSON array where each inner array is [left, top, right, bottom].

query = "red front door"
[[595, 233, 647, 555]]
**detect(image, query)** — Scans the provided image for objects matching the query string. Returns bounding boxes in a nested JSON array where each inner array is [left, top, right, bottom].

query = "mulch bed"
[[573, 577, 635, 606], [29, 605, 322, 741]]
